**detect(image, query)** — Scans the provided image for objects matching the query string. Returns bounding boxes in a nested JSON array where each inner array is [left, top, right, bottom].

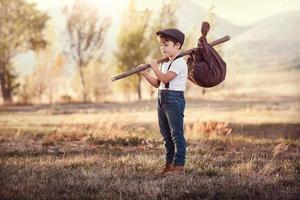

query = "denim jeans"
[[157, 90, 186, 166]]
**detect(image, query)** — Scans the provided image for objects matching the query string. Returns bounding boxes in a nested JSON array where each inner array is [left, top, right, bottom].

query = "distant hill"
[[176, 0, 247, 39], [224, 11, 300, 71]]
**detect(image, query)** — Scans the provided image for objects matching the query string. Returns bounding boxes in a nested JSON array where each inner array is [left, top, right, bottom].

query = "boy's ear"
[[175, 42, 181, 49]]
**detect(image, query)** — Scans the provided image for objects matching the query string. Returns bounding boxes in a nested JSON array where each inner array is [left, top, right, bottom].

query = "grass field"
[[0, 98, 299, 200]]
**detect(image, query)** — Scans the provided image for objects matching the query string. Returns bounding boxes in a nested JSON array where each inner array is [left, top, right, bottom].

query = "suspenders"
[[164, 55, 182, 89]]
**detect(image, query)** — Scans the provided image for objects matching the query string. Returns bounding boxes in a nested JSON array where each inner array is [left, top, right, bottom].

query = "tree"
[[65, 0, 110, 102], [114, 0, 152, 101], [34, 20, 66, 103], [72, 60, 111, 102], [0, 0, 48, 104], [31, 58, 49, 102], [17, 75, 35, 104], [47, 53, 66, 103], [16, 53, 66, 104], [16, 20, 66, 104]]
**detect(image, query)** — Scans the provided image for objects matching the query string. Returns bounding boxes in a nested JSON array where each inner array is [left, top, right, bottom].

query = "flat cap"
[[156, 28, 185, 46]]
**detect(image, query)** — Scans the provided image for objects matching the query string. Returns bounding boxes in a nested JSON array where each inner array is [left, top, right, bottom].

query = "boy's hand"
[[139, 70, 147, 75], [137, 64, 147, 75], [150, 60, 159, 71]]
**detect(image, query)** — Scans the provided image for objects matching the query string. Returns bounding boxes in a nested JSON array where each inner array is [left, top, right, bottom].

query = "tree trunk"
[[79, 66, 87, 102], [48, 89, 53, 104], [0, 62, 13, 104], [137, 74, 142, 100], [1, 87, 13, 104]]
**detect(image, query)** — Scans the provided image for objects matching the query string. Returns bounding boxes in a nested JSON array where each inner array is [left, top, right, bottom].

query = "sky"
[[27, 0, 300, 26], [190, 0, 300, 25]]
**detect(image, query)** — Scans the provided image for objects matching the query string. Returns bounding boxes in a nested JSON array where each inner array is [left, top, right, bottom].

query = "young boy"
[[140, 28, 188, 176]]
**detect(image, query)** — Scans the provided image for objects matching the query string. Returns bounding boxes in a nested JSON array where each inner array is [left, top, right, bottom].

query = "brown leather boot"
[[161, 163, 173, 176], [170, 164, 185, 175]]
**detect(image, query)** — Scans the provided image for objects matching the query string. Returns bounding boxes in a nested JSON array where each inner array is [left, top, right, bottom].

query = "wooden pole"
[[111, 35, 230, 82]]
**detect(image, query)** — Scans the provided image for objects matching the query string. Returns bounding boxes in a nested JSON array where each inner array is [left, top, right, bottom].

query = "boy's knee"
[[171, 133, 185, 142]]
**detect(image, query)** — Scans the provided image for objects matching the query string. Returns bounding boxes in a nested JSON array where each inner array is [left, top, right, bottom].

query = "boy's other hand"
[[150, 60, 159, 71]]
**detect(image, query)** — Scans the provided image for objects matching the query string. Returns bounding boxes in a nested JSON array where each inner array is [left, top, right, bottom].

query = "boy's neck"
[[169, 51, 180, 61]]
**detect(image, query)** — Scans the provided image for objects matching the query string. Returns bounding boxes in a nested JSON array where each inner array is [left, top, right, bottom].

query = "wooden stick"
[[111, 35, 230, 82]]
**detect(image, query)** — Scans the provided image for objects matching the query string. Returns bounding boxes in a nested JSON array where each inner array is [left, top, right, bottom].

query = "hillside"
[[224, 11, 300, 71]]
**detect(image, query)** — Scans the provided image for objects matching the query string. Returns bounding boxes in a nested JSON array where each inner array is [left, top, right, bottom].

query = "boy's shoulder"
[[173, 57, 187, 66], [169, 57, 187, 74]]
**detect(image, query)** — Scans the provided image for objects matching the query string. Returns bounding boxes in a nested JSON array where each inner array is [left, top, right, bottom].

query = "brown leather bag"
[[187, 22, 226, 88]]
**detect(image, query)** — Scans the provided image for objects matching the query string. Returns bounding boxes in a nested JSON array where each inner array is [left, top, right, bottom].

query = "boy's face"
[[158, 37, 181, 58]]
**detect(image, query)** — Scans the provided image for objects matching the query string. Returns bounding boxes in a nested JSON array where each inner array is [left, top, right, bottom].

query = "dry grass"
[[0, 99, 299, 200]]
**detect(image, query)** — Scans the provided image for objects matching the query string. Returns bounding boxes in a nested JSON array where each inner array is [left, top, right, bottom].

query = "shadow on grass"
[[229, 123, 300, 139]]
